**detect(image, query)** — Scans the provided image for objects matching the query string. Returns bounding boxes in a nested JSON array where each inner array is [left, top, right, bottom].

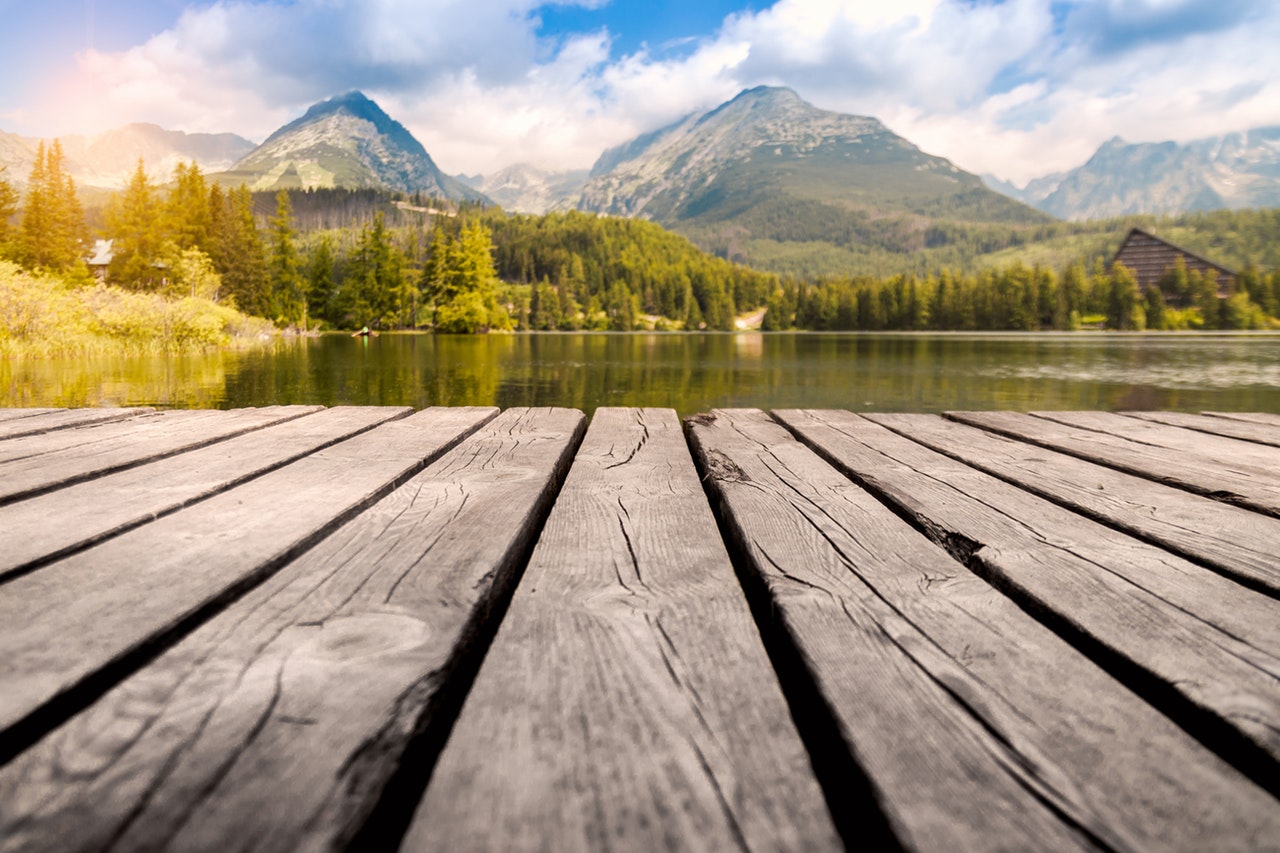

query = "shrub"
[[0, 260, 274, 356]]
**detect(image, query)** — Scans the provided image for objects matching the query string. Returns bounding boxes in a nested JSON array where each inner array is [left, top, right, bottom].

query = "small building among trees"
[[1110, 228, 1235, 298], [86, 239, 114, 283]]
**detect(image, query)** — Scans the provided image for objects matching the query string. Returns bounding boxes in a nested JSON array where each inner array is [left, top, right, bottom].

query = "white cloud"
[[21, 0, 1280, 183]]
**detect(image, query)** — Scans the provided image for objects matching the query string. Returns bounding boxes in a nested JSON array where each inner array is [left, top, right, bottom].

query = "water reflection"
[[3, 332, 1279, 416]]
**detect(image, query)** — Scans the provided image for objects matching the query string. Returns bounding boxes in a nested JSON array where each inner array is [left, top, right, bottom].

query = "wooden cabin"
[[86, 239, 113, 283], [1110, 228, 1235, 298]]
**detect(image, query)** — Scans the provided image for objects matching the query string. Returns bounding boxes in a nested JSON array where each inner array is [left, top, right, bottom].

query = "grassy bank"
[[0, 262, 276, 357]]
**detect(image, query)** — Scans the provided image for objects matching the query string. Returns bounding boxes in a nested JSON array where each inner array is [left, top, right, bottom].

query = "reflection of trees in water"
[[0, 351, 231, 408], [5, 332, 1280, 416]]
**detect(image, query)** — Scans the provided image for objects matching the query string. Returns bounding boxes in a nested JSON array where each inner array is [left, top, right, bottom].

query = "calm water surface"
[[4, 332, 1280, 416]]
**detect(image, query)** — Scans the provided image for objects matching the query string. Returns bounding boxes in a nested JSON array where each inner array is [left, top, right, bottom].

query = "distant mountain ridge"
[[458, 164, 587, 214], [221, 91, 485, 201], [0, 124, 256, 189], [986, 128, 1280, 220]]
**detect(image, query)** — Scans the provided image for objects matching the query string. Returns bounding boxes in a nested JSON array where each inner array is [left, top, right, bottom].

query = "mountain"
[[223, 91, 484, 201], [461, 164, 588, 214], [0, 124, 256, 189], [988, 128, 1280, 221], [981, 171, 1067, 208], [577, 86, 1049, 275]]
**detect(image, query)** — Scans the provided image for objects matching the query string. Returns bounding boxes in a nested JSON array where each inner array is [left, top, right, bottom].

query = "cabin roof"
[[87, 239, 114, 266], [1111, 227, 1236, 278]]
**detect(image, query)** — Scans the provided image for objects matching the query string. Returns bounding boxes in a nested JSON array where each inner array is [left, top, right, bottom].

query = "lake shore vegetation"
[[3, 155, 1278, 343], [0, 261, 274, 357], [1, 152, 275, 356]]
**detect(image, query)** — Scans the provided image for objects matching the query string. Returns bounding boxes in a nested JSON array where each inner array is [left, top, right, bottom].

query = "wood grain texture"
[[0, 406, 412, 581], [406, 408, 840, 852], [1034, 411, 1280, 473], [865, 413, 1280, 597], [1123, 410, 1280, 447], [0, 407, 583, 853], [0, 409, 60, 423], [776, 409, 1280, 780], [0, 407, 496, 756], [948, 410, 1280, 516], [0, 407, 151, 439], [0, 406, 322, 504], [1204, 411, 1280, 428], [0, 410, 206, 463], [691, 409, 1280, 851]]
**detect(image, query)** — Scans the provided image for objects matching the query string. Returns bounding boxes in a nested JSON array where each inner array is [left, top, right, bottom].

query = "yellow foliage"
[[0, 261, 274, 357]]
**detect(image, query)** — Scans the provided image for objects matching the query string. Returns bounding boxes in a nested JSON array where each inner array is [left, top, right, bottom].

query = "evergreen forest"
[[2, 154, 1279, 339]]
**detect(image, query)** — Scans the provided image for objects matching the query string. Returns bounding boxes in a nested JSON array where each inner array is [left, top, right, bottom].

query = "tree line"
[[3, 152, 1277, 334], [763, 258, 1280, 331]]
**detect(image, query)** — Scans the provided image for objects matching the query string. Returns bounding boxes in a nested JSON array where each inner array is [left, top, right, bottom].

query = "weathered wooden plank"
[[1036, 410, 1280, 473], [1204, 411, 1280, 428], [690, 409, 1280, 851], [0, 406, 413, 581], [1124, 410, 1280, 447], [866, 413, 1280, 597], [0, 407, 496, 759], [0, 407, 583, 853], [0, 406, 323, 504], [776, 409, 1280, 783], [0, 407, 151, 439], [0, 409, 208, 462], [405, 408, 840, 851], [949, 410, 1280, 516], [0, 409, 61, 423]]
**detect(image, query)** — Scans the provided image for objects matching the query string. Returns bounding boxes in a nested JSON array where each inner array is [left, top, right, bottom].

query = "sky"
[[1, 0, 1278, 185]]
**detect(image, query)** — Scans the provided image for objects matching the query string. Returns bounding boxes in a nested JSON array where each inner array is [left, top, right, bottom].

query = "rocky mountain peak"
[[579, 86, 966, 222], [227, 91, 484, 200]]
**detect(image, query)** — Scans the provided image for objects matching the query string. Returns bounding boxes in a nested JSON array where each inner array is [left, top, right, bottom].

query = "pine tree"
[[339, 213, 403, 328], [307, 235, 337, 324], [1061, 262, 1086, 320], [423, 221, 510, 333], [166, 162, 211, 251], [419, 225, 452, 311], [1107, 264, 1143, 330], [1192, 269, 1221, 328], [1143, 285, 1167, 331], [604, 282, 636, 331], [217, 186, 269, 315], [20, 140, 87, 271], [0, 167, 18, 255], [268, 190, 306, 327], [105, 160, 167, 290]]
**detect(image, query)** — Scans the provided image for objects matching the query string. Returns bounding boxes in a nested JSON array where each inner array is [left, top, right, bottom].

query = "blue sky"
[[537, 0, 757, 56], [2, 1, 1278, 183]]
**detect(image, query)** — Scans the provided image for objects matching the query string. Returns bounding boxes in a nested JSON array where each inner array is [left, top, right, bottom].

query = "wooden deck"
[[0, 405, 1276, 851]]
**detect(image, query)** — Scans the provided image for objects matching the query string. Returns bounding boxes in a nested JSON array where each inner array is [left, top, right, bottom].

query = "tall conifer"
[[167, 162, 211, 251], [20, 140, 86, 270], [268, 190, 306, 326], [0, 167, 18, 247], [105, 160, 166, 290], [217, 186, 269, 315]]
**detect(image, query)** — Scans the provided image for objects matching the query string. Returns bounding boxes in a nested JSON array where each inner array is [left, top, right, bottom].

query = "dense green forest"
[[765, 258, 1280, 332], [2, 153, 1278, 337], [483, 210, 774, 330]]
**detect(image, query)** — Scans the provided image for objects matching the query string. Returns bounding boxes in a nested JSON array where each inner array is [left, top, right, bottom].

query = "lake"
[[4, 332, 1280, 415]]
